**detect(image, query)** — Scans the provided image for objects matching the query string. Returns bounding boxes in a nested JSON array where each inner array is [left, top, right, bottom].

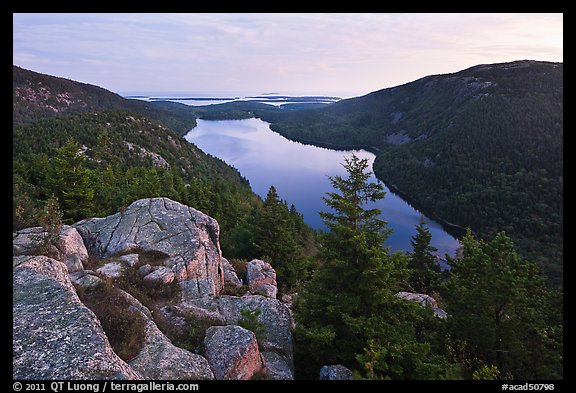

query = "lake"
[[184, 117, 461, 260]]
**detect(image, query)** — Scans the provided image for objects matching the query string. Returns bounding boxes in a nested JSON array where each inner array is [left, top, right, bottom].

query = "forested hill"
[[257, 60, 563, 285], [13, 65, 198, 134], [12, 67, 315, 267]]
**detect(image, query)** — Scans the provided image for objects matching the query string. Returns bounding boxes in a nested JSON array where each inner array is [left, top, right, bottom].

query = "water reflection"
[[185, 118, 461, 258]]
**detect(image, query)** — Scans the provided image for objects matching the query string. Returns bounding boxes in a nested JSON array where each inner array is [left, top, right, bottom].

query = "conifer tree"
[[408, 220, 441, 294], [48, 137, 95, 223], [442, 230, 563, 379], [33, 195, 63, 256], [294, 154, 455, 379], [254, 186, 306, 292], [94, 129, 115, 168]]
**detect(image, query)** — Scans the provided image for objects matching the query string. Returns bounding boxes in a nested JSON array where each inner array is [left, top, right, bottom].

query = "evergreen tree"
[[408, 220, 441, 294], [294, 154, 455, 379], [94, 129, 115, 168], [47, 137, 95, 223], [91, 164, 120, 217], [442, 230, 562, 379], [13, 172, 38, 230], [253, 186, 307, 292], [33, 195, 63, 256]]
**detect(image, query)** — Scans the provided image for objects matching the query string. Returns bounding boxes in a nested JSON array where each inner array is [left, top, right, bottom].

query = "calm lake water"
[[184, 118, 461, 259]]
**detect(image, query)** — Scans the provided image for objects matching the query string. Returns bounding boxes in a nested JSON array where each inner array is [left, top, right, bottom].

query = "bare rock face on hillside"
[[13, 255, 141, 380], [73, 197, 224, 300]]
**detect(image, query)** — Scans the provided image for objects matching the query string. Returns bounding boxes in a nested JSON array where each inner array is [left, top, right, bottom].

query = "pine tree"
[[294, 154, 454, 379], [253, 186, 306, 292], [94, 129, 115, 168], [408, 220, 441, 294], [319, 154, 390, 254], [91, 164, 120, 217], [442, 230, 563, 379], [33, 195, 63, 256], [47, 137, 95, 223]]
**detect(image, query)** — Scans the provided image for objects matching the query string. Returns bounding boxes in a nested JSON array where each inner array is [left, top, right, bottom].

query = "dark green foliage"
[[251, 186, 314, 293], [319, 155, 390, 247], [239, 309, 266, 340], [408, 221, 441, 295], [258, 60, 563, 286], [48, 137, 95, 223], [294, 154, 458, 379], [31, 195, 63, 256], [441, 230, 563, 379], [472, 364, 502, 380], [12, 110, 266, 257]]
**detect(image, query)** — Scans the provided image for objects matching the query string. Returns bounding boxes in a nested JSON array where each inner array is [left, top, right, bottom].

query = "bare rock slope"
[[13, 197, 294, 380]]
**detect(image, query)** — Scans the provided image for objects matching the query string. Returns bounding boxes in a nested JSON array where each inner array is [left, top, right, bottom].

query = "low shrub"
[[154, 308, 223, 354], [239, 309, 266, 341], [229, 259, 248, 280]]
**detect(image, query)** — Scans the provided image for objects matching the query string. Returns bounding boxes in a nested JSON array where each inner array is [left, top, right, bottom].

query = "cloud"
[[13, 13, 563, 96]]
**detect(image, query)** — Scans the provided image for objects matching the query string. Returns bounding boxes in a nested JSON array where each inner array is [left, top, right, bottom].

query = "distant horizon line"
[[118, 90, 361, 100]]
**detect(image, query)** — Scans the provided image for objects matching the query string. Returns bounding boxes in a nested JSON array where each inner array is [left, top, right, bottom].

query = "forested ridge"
[[253, 60, 563, 286]]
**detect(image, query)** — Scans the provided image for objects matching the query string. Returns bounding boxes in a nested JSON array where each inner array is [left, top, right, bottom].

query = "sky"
[[13, 13, 563, 98]]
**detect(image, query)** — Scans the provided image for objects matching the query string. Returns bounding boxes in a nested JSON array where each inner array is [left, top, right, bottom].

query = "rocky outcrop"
[[69, 269, 102, 289], [319, 365, 353, 380], [119, 253, 140, 267], [218, 295, 293, 357], [217, 294, 294, 379], [261, 352, 293, 380], [204, 325, 264, 380], [73, 197, 224, 300], [396, 291, 438, 307], [246, 259, 277, 298], [13, 255, 140, 379], [130, 321, 214, 380], [167, 293, 295, 379], [13, 198, 295, 380], [13, 225, 88, 273], [395, 291, 447, 319], [13, 251, 214, 380]]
